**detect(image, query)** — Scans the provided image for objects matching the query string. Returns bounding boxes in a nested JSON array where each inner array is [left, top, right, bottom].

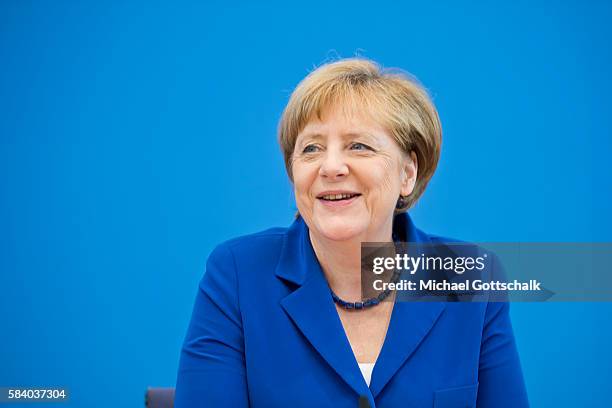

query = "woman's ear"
[[400, 151, 418, 197]]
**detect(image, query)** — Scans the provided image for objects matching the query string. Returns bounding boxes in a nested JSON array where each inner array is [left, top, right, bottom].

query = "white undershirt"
[[358, 363, 375, 387]]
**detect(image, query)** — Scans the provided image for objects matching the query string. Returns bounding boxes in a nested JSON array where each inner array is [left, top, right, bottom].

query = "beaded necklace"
[[331, 233, 402, 310]]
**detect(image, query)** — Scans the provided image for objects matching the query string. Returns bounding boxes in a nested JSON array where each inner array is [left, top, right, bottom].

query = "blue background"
[[1, 1, 611, 407]]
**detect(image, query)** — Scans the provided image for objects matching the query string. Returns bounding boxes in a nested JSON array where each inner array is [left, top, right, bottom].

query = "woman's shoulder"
[[199, 225, 292, 294], [424, 230, 467, 244], [207, 225, 290, 267]]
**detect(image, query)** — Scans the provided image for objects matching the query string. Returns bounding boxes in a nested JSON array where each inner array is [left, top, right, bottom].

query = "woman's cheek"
[[378, 156, 401, 195]]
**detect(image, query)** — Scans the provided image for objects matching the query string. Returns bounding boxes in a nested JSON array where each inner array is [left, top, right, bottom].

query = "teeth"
[[321, 193, 356, 201]]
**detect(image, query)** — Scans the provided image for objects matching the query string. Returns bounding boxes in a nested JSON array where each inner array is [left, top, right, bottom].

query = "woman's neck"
[[308, 221, 394, 302]]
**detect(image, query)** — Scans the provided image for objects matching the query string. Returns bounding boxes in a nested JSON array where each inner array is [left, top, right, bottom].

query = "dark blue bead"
[[331, 286, 388, 310]]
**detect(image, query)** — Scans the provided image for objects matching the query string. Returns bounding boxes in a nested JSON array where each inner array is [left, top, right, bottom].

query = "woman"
[[175, 58, 528, 407]]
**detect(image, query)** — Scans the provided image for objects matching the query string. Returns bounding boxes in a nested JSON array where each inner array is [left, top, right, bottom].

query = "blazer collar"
[[276, 213, 446, 400], [274, 215, 310, 285]]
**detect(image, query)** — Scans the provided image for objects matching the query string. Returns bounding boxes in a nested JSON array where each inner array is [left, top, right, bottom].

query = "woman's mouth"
[[317, 193, 362, 208]]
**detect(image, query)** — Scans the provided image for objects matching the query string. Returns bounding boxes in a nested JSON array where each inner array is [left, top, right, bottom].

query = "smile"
[[319, 193, 361, 201], [316, 192, 362, 209]]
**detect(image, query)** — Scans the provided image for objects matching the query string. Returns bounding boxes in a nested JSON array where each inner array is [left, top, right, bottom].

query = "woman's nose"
[[319, 150, 349, 180]]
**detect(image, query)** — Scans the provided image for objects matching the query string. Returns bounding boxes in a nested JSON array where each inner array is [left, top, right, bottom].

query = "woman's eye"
[[350, 142, 372, 151], [302, 144, 320, 153]]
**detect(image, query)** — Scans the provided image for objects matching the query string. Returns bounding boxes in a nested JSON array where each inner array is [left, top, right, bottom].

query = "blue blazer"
[[175, 213, 529, 407]]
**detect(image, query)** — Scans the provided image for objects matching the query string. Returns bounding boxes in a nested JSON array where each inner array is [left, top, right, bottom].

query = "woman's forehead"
[[304, 99, 386, 132], [319, 94, 383, 120]]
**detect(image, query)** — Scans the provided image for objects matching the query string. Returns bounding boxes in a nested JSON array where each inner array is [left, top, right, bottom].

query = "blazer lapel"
[[277, 216, 370, 397], [280, 276, 370, 397], [369, 301, 445, 398], [370, 212, 446, 398]]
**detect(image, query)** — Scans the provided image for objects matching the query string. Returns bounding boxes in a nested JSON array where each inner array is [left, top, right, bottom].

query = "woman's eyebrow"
[[343, 131, 374, 139], [300, 132, 324, 140], [342, 131, 381, 145], [296, 131, 381, 145], [295, 132, 324, 147]]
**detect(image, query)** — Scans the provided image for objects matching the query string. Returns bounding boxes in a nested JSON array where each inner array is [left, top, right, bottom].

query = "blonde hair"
[[278, 57, 442, 212]]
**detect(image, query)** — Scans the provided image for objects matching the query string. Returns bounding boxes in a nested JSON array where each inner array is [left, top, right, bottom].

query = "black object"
[[144, 387, 175, 408], [358, 395, 371, 408]]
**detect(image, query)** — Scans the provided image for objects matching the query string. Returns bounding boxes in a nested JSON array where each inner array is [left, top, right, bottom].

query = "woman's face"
[[291, 104, 417, 242]]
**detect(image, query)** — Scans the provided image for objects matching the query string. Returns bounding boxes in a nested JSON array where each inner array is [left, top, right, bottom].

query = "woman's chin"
[[313, 218, 367, 242]]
